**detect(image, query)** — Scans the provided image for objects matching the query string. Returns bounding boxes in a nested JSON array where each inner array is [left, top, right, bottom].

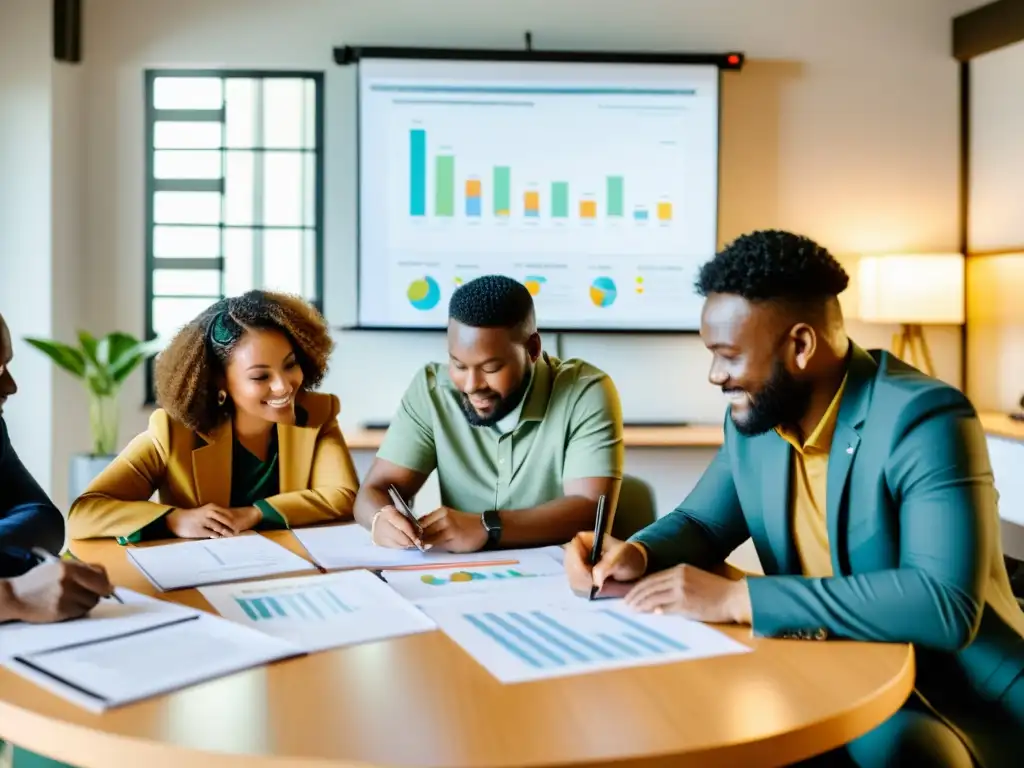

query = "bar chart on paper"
[[421, 593, 750, 683], [198, 571, 436, 652], [381, 555, 567, 603]]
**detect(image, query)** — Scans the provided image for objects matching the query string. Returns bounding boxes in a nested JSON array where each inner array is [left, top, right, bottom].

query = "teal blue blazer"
[[632, 345, 1024, 765]]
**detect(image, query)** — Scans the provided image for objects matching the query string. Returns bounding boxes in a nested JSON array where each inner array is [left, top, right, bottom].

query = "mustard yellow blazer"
[[68, 391, 359, 540]]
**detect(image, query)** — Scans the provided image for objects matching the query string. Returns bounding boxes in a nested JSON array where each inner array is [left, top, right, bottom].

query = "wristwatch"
[[481, 509, 503, 549]]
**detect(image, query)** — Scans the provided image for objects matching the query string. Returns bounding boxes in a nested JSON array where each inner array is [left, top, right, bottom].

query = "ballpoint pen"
[[388, 484, 426, 551], [588, 494, 608, 601], [32, 547, 123, 603]]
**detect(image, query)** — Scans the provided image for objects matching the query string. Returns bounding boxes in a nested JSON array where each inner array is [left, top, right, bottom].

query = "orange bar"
[[580, 199, 597, 218], [524, 191, 540, 212], [657, 201, 672, 221], [465, 178, 482, 197]]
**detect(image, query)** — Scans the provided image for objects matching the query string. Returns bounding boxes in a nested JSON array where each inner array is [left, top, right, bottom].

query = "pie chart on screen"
[[589, 276, 617, 308], [407, 276, 441, 311]]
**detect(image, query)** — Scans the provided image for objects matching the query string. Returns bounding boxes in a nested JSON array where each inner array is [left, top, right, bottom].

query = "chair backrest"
[[610, 474, 658, 540]]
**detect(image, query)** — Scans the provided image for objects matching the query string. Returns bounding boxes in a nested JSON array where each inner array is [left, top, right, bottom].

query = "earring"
[[217, 390, 227, 406]]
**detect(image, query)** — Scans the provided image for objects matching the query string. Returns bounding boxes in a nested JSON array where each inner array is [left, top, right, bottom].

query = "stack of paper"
[[1, 590, 301, 712], [293, 523, 566, 571], [198, 570, 436, 652], [127, 533, 317, 591]]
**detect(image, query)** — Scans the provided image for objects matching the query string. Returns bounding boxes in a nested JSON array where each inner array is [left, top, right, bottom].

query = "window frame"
[[143, 68, 326, 405]]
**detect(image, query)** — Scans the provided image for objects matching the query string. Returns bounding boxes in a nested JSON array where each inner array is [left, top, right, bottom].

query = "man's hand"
[[5, 560, 114, 623], [371, 505, 425, 550], [624, 563, 752, 624], [166, 504, 238, 539], [418, 507, 487, 553], [565, 532, 648, 595]]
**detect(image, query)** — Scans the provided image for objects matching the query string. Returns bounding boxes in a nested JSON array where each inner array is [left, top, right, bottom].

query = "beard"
[[727, 359, 812, 437], [458, 370, 533, 428]]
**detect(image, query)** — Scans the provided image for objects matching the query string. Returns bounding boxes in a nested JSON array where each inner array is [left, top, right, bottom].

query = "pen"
[[388, 484, 426, 551], [588, 494, 608, 601], [32, 547, 123, 604]]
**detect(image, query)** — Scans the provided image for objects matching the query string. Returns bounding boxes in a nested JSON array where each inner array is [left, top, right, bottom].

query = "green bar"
[[435, 154, 455, 216], [607, 176, 624, 216], [494, 166, 511, 215], [551, 181, 569, 218]]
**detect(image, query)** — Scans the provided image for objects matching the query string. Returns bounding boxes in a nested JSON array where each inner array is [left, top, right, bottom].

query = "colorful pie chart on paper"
[[589, 276, 617, 308], [407, 276, 441, 311], [523, 276, 546, 296]]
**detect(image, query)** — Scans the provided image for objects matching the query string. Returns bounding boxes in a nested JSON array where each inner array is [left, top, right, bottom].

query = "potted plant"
[[24, 330, 162, 500]]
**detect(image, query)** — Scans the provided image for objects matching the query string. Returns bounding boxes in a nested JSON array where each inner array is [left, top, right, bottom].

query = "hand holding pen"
[[370, 485, 430, 551], [4, 549, 117, 624]]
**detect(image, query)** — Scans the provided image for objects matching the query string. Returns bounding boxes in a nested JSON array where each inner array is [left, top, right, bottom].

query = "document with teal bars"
[[418, 587, 751, 684], [198, 570, 436, 652]]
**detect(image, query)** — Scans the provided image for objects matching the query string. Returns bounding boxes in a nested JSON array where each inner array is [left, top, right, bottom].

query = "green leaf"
[[102, 332, 142, 367], [76, 329, 114, 395], [108, 338, 163, 384], [23, 338, 87, 379], [77, 330, 100, 367]]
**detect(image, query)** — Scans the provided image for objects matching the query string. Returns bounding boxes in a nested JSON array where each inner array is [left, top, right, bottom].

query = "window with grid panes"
[[144, 70, 324, 401]]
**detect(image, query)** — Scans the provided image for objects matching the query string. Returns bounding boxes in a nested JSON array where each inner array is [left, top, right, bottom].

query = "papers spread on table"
[[381, 553, 567, 604], [417, 586, 752, 684], [1, 590, 301, 712], [293, 523, 566, 571], [126, 533, 317, 591], [0, 589, 196, 659], [198, 570, 435, 652]]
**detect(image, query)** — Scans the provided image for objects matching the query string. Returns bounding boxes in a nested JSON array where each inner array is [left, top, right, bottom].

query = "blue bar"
[[266, 597, 287, 618], [524, 210, 539, 218], [285, 594, 307, 619], [509, 612, 590, 662], [466, 196, 481, 216], [300, 593, 324, 620], [409, 129, 426, 216], [602, 610, 689, 651], [321, 588, 350, 614], [236, 598, 259, 621], [600, 633, 642, 657], [466, 613, 543, 668], [250, 598, 272, 620], [531, 611, 617, 660], [623, 632, 665, 654], [634, 209, 649, 221], [485, 613, 565, 666]]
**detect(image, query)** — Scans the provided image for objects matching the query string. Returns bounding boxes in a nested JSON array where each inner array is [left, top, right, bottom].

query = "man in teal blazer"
[[566, 231, 1024, 767]]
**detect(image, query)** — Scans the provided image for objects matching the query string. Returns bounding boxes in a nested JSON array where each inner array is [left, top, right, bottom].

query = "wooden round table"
[[0, 532, 914, 768]]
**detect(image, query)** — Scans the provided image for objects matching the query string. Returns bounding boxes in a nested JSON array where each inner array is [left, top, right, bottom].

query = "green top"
[[377, 353, 624, 514], [117, 429, 287, 544]]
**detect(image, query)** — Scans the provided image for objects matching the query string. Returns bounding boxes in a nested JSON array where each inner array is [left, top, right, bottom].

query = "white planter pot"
[[69, 453, 116, 502]]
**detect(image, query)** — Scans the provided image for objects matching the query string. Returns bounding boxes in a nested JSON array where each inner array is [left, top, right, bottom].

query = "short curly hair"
[[154, 290, 333, 433], [696, 230, 849, 302], [448, 275, 535, 330]]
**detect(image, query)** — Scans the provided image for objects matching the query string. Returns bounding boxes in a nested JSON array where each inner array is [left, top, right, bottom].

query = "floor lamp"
[[857, 253, 965, 377]]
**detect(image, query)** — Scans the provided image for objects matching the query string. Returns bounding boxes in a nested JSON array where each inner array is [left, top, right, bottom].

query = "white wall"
[[49, 0, 975, 522], [0, 0, 55, 491], [965, 39, 1024, 413]]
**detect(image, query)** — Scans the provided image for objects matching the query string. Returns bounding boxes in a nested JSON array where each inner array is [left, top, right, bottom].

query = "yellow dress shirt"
[[776, 377, 848, 578]]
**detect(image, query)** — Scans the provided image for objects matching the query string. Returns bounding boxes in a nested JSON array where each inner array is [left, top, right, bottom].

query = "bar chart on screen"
[[198, 571, 436, 652], [420, 590, 750, 683]]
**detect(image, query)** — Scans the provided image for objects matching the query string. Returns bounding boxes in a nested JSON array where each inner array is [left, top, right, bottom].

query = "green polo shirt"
[[377, 354, 624, 513]]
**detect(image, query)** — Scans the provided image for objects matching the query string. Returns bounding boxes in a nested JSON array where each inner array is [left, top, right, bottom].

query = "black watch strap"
[[482, 509, 502, 549]]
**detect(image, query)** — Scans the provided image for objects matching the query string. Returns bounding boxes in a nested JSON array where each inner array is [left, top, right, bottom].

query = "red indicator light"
[[727, 54, 740, 65]]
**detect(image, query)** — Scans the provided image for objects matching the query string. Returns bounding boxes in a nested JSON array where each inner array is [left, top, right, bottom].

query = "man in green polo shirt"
[[353, 275, 624, 553]]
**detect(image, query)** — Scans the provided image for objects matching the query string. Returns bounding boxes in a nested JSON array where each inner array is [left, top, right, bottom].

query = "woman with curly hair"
[[68, 290, 359, 542]]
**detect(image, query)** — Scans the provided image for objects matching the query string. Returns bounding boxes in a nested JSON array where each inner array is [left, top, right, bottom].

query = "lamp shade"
[[857, 253, 965, 324]]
